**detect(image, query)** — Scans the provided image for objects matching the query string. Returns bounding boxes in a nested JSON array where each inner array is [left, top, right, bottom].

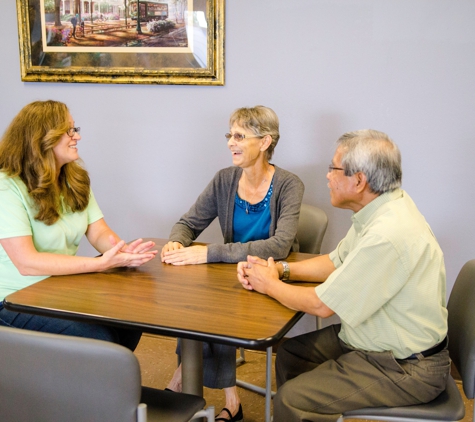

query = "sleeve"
[[316, 233, 408, 327], [0, 178, 33, 239], [207, 171, 305, 263], [87, 190, 104, 225], [168, 175, 220, 247]]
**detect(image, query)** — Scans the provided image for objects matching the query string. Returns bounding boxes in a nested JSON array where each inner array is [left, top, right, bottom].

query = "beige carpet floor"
[[134, 334, 473, 422]]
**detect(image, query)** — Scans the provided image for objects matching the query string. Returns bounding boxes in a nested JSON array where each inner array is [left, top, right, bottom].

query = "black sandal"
[[215, 404, 243, 421]]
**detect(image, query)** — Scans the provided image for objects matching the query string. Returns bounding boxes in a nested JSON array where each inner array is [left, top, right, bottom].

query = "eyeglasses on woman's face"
[[67, 127, 80, 137], [225, 132, 262, 142]]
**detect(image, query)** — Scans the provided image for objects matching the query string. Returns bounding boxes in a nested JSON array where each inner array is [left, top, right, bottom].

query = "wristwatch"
[[278, 261, 290, 281]]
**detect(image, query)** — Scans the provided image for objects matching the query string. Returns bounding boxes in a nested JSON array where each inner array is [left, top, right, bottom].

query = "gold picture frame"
[[16, 0, 224, 85]]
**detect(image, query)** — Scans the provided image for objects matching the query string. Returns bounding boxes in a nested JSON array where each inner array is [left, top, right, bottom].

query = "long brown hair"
[[0, 100, 90, 225]]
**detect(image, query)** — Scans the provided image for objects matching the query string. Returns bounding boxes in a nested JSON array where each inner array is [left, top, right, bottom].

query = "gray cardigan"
[[169, 165, 305, 263]]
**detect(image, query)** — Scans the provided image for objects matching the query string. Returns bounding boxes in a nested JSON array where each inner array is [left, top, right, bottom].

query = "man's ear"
[[354, 172, 368, 193]]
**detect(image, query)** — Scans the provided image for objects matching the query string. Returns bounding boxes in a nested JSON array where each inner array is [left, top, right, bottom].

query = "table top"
[[4, 239, 319, 349]]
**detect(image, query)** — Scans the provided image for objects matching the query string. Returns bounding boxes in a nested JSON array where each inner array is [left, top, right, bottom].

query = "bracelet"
[[277, 261, 290, 281]]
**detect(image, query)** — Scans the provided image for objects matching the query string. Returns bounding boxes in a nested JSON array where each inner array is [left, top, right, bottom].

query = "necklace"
[[244, 166, 270, 214]]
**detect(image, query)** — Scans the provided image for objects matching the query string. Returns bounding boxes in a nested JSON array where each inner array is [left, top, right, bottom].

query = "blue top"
[[233, 181, 273, 243]]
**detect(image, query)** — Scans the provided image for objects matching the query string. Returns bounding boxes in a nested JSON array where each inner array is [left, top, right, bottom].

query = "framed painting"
[[16, 0, 224, 85]]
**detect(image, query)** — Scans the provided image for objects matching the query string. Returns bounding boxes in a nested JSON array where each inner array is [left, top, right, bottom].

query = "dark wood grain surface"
[[4, 239, 319, 349]]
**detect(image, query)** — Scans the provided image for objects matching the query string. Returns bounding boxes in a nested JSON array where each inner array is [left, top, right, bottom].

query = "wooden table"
[[4, 238, 317, 421]]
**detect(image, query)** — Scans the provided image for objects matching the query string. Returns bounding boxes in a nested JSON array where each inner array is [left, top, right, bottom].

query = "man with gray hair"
[[237, 130, 449, 422]]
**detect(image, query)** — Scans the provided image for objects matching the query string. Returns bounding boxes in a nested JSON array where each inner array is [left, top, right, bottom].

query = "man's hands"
[[237, 254, 336, 317], [237, 255, 281, 293]]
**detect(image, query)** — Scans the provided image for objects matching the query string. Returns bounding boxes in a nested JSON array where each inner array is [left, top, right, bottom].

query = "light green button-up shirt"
[[316, 189, 447, 359]]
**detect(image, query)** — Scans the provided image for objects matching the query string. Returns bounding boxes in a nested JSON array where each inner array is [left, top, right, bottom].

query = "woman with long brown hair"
[[0, 100, 157, 350]]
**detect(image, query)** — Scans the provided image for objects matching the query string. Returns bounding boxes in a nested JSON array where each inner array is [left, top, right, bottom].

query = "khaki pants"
[[274, 324, 450, 422]]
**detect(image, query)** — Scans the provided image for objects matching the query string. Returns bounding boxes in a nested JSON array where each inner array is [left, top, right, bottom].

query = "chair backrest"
[[297, 203, 328, 254], [0, 326, 142, 422], [447, 258, 475, 400]]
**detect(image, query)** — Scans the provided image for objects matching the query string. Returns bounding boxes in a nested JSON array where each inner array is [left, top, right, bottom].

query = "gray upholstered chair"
[[294, 203, 329, 330], [236, 203, 328, 420], [337, 259, 475, 422], [0, 326, 214, 422], [295, 203, 328, 255]]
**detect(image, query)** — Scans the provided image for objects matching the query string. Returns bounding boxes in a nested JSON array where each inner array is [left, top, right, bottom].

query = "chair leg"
[[317, 316, 323, 330], [265, 346, 273, 422], [236, 346, 275, 422], [191, 405, 215, 422], [236, 347, 245, 365], [137, 403, 147, 422]]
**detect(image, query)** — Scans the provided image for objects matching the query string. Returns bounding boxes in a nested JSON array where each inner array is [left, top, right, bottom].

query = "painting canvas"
[[17, 0, 224, 84]]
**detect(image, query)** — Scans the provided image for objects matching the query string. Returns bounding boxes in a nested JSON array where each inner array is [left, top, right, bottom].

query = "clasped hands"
[[237, 256, 280, 294]]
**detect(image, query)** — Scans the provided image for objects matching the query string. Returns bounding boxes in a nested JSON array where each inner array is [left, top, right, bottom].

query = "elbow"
[[311, 297, 335, 319], [18, 269, 31, 276], [309, 306, 334, 319], [317, 307, 335, 319], [18, 267, 35, 276], [16, 263, 38, 277]]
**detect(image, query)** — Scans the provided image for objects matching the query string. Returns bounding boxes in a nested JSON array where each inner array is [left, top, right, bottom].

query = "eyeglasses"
[[67, 127, 80, 137], [225, 133, 262, 142], [328, 165, 345, 172]]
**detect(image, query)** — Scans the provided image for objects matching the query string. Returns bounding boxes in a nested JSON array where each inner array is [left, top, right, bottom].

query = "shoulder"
[[272, 165, 304, 188], [215, 166, 242, 177], [0, 172, 23, 191], [0, 171, 10, 183], [213, 166, 242, 183]]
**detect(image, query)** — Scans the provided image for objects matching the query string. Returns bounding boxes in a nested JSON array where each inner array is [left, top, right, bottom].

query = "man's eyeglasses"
[[67, 127, 80, 137], [328, 165, 345, 172], [225, 133, 262, 142]]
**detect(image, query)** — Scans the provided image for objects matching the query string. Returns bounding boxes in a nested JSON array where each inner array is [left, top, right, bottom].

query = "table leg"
[[181, 338, 203, 397]]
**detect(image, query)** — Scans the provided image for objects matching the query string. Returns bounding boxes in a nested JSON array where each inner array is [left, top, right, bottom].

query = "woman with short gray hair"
[[161, 105, 304, 421]]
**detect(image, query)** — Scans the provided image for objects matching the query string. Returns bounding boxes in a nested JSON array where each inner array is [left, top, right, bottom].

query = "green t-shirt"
[[316, 189, 447, 359], [0, 172, 104, 301]]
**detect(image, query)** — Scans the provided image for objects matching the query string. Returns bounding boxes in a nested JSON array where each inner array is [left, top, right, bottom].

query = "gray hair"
[[337, 129, 402, 194], [229, 105, 280, 161]]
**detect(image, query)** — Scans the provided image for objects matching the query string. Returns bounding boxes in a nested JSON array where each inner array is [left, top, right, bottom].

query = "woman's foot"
[[215, 404, 243, 421], [166, 364, 182, 392], [216, 386, 242, 421]]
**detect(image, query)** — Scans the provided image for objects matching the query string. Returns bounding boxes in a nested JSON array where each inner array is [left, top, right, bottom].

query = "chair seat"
[[342, 376, 465, 421], [141, 387, 206, 422]]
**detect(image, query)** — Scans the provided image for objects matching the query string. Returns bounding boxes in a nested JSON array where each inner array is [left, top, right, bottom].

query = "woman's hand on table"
[[161, 244, 208, 265], [160, 241, 184, 260]]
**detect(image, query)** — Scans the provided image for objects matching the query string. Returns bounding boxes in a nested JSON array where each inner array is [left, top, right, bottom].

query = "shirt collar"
[[351, 188, 403, 232]]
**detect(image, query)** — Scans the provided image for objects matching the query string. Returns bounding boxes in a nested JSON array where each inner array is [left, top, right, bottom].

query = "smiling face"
[[227, 122, 269, 169], [53, 113, 80, 169]]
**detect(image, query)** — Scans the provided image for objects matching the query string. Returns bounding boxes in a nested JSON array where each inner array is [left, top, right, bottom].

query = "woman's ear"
[[260, 135, 272, 151]]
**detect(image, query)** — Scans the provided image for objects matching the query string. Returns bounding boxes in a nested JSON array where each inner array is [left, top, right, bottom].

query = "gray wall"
[[1, 1, 474, 307]]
